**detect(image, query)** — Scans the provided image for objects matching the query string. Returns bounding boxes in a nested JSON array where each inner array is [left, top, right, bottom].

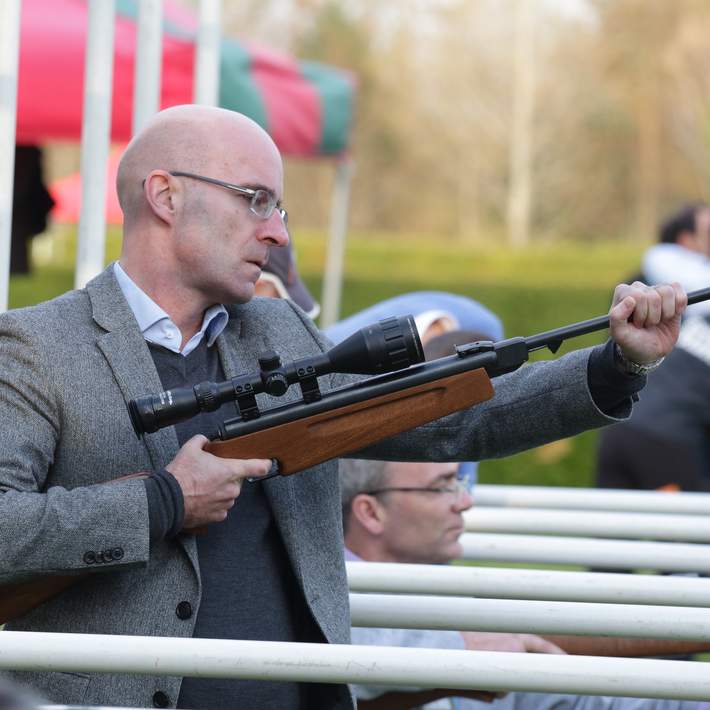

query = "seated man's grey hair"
[[339, 459, 390, 534]]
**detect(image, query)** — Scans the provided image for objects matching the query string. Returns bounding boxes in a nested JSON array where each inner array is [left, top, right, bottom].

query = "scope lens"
[[326, 314, 424, 375], [127, 387, 204, 437]]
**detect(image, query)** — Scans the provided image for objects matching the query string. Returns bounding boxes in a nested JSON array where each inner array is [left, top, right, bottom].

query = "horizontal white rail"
[[464, 507, 710, 542], [346, 561, 710, 606], [474, 484, 710, 514], [350, 594, 710, 639], [3, 632, 710, 700], [459, 533, 710, 572]]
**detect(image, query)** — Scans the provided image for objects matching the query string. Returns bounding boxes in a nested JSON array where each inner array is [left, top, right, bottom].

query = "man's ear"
[[144, 171, 177, 226], [351, 494, 387, 536]]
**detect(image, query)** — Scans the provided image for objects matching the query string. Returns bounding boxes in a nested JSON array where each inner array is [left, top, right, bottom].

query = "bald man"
[[0, 105, 689, 709]]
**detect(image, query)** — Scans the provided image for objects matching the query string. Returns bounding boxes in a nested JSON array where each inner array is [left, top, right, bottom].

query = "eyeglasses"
[[364, 477, 471, 501], [168, 171, 288, 224]]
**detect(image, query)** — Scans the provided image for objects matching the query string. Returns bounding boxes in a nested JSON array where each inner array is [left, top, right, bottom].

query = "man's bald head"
[[116, 105, 279, 224]]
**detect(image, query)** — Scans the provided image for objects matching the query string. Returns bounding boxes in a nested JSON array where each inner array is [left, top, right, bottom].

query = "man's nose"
[[260, 212, 289, 247], [453, 488, 474, 513]]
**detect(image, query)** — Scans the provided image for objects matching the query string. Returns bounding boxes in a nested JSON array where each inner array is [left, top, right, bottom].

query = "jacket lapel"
[[215, 308, 340, 640], [86, 266, 199, 576]]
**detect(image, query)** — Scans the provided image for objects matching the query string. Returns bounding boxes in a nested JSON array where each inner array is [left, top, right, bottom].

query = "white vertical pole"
[[194, 0, 221, 106], [506, 0, 535, 248], [132, 0, 163, 135], [0, 0, 22, 312], [75, 0, 115, 290], [320, 159, 353, 327]]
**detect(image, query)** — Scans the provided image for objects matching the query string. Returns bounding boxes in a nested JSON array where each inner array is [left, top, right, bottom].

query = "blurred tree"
[[216, 0, 710, 243]]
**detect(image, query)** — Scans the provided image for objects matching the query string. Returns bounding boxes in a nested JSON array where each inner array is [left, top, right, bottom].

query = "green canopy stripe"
[[300, 60, 355, 155]]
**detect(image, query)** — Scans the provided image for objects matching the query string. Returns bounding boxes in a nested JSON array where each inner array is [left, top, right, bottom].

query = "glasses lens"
[[250, 190, 275, 218]]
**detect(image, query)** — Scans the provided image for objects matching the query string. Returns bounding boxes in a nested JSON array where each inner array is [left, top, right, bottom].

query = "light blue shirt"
[[324, 291, 504, 345], [113, 262, 228, 356]]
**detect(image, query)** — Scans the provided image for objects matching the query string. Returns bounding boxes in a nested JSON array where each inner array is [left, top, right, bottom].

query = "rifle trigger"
[[247, 458, 281, 484], [548, 339, 563, 354]]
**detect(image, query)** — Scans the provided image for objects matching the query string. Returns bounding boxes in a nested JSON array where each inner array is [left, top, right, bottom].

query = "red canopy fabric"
[[18, 0, 354, 155], [50, 148, 124, 225]]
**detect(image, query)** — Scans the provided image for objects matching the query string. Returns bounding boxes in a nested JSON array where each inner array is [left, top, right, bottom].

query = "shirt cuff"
[[144, 469, 185, 543], [587, 340, 646, 416]]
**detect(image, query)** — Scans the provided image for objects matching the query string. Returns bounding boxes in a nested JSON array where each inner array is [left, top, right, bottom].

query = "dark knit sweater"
[[144, 340, 323, 710]]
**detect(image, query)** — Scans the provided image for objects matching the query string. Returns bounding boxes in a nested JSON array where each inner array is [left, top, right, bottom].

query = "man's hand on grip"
[[166, 435, 271, 529], [609, 281, 687, 364]]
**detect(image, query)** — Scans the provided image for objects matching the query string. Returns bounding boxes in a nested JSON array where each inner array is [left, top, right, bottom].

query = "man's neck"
[[119, 259, 213, 348]]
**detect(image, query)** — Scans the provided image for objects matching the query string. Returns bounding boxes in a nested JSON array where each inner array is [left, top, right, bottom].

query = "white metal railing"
[[474, 484, 710, 515], [3, 631, 710, 701], [458, 533, 710, 572], [346, 561, 710, 606], [464, 507, 710, 542], [349, 593, 710, 639]]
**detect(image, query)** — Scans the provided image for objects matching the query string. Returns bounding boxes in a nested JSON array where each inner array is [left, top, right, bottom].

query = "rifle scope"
[[128, 314, 423, 437]]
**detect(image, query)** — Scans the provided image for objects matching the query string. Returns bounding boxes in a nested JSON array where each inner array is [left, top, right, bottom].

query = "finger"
[[611, 283, 632, 308], [524, 636, 566, 654], [658, 284, 677, 321], [631, 289, 649, 327], [609, 295, 636, 326], [235, 458, 273, 479], [673, 281, 688, 313], [644, 288, 662, 325], [185, 434, 209, 451]]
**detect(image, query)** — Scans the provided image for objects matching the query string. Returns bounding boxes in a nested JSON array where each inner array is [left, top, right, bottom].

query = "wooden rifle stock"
[[204, 368, 494, 472], [0, 369, 493, 625]]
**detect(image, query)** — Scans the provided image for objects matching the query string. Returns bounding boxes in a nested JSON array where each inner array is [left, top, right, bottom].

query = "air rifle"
[[2, 286, 709, 625], [127, 286, 710, 477]]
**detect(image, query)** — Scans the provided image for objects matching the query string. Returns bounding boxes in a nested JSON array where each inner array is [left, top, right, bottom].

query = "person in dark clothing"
[[11, 146, 54, 274], [597, 314, 710, 491]]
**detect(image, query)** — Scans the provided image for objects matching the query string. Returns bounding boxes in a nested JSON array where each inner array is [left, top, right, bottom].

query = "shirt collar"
[[113, 262, 228, 353]]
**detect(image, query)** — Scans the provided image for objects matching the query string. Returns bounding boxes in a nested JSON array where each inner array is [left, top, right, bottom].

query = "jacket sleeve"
[[356, 347, 632, 464], [0, 316, 150, 583]]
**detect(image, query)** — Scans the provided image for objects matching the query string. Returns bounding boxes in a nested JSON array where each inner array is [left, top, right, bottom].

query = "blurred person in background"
[[341, 457, 708, 710], [254, 238, 320, 319], [639, 204, 710, 317], [323, 291, 503, 346], [596, 313, 710, 491], [11, 146, 54, 275]]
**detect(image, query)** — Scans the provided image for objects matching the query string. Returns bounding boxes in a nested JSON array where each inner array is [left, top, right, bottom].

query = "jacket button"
[[102, 549, 114, 562], [83, 551, 96, 565], [112, 547, 124, 560], [176, 601, 192, 620], [152, 690, 170, 708]]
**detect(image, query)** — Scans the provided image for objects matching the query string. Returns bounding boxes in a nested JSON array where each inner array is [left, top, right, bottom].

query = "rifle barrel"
[[526, 286, 710, 353]]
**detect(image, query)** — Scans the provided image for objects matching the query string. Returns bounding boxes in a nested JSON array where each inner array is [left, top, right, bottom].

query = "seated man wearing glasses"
[[341, 457, 704, 710]]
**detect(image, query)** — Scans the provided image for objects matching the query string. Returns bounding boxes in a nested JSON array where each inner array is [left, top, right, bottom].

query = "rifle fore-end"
[[204, 367, 494, 474]]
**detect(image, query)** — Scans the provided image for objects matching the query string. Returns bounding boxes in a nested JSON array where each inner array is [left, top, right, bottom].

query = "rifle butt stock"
[[204, 367, 494, 473]]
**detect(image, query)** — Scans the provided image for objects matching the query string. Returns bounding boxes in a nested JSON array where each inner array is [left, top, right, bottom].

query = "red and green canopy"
[[16, 0, 355, 156]]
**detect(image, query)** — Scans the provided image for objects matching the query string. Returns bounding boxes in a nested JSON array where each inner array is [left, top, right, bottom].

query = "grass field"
[[15, 226, 646, 489]]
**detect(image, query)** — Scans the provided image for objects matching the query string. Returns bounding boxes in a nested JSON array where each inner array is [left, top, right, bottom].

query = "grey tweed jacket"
[[0, 267, 628, 708]]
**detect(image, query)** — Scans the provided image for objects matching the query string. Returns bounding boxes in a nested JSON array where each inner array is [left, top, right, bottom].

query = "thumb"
[[610, 296, 635, 325]]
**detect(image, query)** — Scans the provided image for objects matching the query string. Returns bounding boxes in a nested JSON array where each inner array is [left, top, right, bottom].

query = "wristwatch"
[[613, 343, 665, 376]]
